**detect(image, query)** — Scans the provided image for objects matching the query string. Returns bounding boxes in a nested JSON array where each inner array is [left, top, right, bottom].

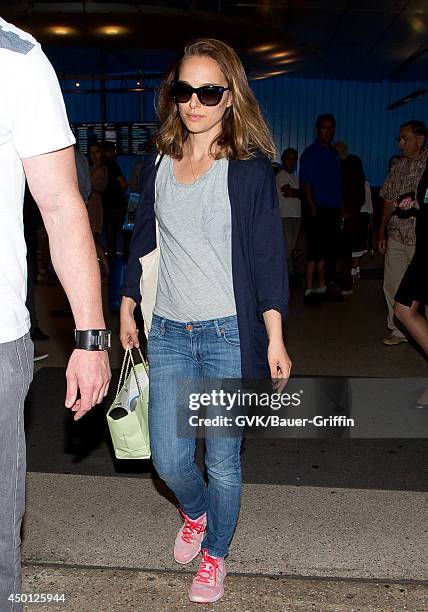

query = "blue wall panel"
[[62, 76, 428, 185], [252, 77, 428, 185], [63, 94, 102, 123], [62, 79, 103, 123], [141, 91, 158, 122], [62, 83, 160, 123]]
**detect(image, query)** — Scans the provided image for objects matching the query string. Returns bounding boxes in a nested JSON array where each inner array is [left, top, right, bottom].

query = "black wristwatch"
[[75, 329, 112, 351]]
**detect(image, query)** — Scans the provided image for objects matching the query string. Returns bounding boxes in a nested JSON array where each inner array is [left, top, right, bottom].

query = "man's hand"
[[397, 196, 415, 211], [281, 184, 294, 198], [377, 231, 388, 254], [268, 338, 292, 393], [65, 350, 111, 421]]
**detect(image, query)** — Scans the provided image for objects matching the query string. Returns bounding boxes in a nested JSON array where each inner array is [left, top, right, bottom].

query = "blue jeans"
[[147, 314, 242, 558]]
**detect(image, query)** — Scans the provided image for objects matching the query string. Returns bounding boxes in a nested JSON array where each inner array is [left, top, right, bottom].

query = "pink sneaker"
[[188, 548, 226, 603], [174, 509, 207, 565]]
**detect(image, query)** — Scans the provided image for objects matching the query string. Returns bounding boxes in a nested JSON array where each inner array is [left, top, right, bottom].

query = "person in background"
[[23, 186, 50, 361], [351, 177, 374, 288], [0, 17, 111, 612], [129, 157, 145, 193], [340, 152, 366, 294], [102, 141, 127, 257], [276, 148, 301, 279], [52, 146, 93, 318], [88, 142, 109, 278], [389, 154, 402, 172], [74, 145, 92, 205], [299, 114, 344, 304], [394, 159, 428, 364], [129, 142, 153, 192], [377, 120, 427, 346]]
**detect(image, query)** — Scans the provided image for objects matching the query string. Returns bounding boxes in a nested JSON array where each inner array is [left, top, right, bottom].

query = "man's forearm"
[[23, 147, 106, 331], [43, 195, 105, 329]]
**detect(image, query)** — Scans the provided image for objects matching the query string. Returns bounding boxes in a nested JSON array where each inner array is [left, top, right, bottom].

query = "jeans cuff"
[[201, 539, 228, 559], [204, 547, 228, 559]]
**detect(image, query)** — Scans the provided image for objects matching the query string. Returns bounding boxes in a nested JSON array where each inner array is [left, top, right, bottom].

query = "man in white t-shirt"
[[276, 148, 302, 275], [0, 18, 111, 611]]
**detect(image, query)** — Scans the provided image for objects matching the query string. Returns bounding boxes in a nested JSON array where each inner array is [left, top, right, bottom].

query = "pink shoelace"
[[180, 509, 205, 544], [194, 549, 219, 584]]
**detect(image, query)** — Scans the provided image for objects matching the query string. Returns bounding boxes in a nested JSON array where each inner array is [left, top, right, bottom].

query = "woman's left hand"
[[268, 338, 292, 392]]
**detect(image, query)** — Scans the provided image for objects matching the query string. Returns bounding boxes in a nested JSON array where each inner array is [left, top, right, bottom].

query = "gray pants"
[[0, 334, 33, 612], [383, 237, 415, 338], [282, 217, 301, 275]]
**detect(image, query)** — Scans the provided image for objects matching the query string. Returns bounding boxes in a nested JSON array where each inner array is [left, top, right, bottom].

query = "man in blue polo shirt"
[[300, 114, 344, 303]]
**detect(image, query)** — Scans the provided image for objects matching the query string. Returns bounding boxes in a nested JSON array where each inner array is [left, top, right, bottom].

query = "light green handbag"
[[107, 346, 151, 459]]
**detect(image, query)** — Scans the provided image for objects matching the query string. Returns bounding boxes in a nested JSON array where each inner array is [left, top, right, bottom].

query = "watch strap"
[[75, 329, 112, 351]]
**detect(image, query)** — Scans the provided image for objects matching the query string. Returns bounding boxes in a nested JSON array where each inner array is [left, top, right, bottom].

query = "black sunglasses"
[[170, 80, 230, 106]]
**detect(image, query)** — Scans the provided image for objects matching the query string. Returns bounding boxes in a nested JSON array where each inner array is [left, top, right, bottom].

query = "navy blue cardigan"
[[121, 151, 289, 379]]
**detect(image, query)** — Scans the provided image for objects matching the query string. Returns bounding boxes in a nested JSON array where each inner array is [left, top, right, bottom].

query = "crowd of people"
[[275, 113, 374, 303], [274, 114, 427, 348]]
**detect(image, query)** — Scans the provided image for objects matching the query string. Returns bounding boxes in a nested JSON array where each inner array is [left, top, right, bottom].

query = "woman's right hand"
[[120, 296, 139, 349]]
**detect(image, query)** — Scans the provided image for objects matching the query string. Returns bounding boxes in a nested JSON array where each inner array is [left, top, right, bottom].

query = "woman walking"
[[120, 39, 291, 604]]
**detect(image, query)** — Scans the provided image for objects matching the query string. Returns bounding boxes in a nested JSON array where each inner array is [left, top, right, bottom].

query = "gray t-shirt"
[[154, 155, 236, 322]]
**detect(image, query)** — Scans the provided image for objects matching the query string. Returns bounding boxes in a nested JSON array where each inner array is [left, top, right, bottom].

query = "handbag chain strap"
[[116, 346, 148, 401], [116, 348, 130, 397], [128, 348, 144, 397]]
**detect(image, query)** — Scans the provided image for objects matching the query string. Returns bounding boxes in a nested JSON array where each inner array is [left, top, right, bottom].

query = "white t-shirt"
[[0, 18, 75, 342], [361, 180, 373, 214], [275, 169, 301, 218]]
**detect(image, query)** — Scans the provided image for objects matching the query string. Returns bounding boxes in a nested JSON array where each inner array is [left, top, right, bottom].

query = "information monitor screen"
[[71, 122, 158, 155]]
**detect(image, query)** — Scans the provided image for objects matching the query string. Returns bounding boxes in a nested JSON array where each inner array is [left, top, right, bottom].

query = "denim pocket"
[[219, 324, 240, 347], [148, 319, 162, 340]]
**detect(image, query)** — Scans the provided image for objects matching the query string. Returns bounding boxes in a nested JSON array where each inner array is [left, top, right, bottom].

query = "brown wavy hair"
[[155, 38, 275, 160]]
